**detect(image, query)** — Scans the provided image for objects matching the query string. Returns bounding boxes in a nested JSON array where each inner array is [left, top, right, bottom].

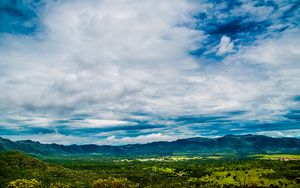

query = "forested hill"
[[0, 135, 299, 156]]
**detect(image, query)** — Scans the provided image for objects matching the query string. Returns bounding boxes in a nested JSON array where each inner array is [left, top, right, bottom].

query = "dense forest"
[[1, 151, 299, 187]]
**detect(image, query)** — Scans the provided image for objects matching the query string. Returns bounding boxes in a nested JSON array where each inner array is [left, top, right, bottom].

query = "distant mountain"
[[0, 135, 299, 156]]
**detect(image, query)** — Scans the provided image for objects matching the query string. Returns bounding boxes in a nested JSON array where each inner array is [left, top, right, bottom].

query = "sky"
[[0, 0, 299, 145]]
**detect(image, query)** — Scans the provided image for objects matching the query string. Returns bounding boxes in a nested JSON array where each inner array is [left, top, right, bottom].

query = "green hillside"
[[0, 151, 101, 187]]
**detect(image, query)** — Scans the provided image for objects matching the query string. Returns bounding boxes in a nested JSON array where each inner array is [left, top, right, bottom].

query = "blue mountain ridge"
[[0, 134, 299, 156]]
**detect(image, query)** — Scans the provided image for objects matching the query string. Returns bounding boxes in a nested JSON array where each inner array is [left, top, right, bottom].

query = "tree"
[[234, 171, 260, 188], [50, 182, 70, 188], [7, 179, 41, 188], [92, 177, 137, 188]]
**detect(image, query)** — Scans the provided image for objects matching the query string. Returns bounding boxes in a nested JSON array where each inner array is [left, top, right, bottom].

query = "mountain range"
[[1, 134, 299, 156]]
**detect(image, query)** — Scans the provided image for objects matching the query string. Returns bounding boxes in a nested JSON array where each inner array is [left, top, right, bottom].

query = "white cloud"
[[72, 119, 136, 128], [0, 0, 204, 119], [222, 29, 300, 121], [103, 133, 178, 145], [0, 0, 299, 142], [256, 129, 300, 138], [217, 36, 234, 55], [0, 116, 135, 129]]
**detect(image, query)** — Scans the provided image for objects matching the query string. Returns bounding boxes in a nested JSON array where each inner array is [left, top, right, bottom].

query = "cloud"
[[0, 0, 299, 143], [2, 133, 95, 145], [103, 133, 177, 145], [256, 129, 300, 138], [75, 119, 136, 128], [0, 0, 200, 112], [217, 36, 234, 55], [3, 132, 183, 145], [223, 30, 300, 117]]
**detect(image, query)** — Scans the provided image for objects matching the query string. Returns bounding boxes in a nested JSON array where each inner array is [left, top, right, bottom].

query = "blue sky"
[[0, 0, 299, 145]]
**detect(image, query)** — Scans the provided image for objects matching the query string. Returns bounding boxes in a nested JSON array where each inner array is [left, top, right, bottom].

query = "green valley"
[[1, 151, 299, 187]]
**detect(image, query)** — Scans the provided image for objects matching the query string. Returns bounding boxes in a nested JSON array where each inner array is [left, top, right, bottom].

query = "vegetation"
[[6, 179, 41, 188], [92, 178, 137, 188], [0, 151, 299, 187], [253, 154, 300, 161]]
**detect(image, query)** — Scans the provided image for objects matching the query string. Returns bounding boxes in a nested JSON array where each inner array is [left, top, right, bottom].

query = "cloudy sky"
[[0, 0, 299, 145]]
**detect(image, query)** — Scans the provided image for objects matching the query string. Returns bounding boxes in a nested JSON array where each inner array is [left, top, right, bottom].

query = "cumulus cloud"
[[224, 30, 300, 118], [0, 0, 202, 116], [0, 0, 299, 144], [217, 36, 234, 55]]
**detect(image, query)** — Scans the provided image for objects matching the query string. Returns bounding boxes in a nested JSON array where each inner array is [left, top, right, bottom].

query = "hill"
[[0, 151, 101, 187], [0, 134, 299, 156]]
